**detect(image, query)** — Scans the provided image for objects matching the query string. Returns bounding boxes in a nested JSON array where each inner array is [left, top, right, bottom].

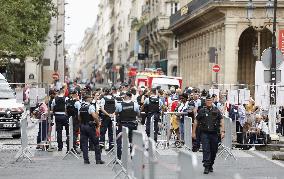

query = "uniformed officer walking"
[[192, 95, 225, 174], [51, 88, 69, 151], [115, 91, 139, 160], [143, 88, 163, 142], [79, 93, 105, 164]]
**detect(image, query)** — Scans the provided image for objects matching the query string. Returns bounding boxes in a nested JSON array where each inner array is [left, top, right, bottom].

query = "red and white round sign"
[[52, 72, 59, 80], [212, 64, 220, 73]]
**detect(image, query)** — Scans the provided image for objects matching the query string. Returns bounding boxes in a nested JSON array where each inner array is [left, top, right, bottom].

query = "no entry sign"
[[212, 64, 220, 73]]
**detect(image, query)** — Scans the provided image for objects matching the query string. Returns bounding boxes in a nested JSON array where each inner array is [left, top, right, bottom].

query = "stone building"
[[170, 0, 284, 88], [137, 0, 180, 76]]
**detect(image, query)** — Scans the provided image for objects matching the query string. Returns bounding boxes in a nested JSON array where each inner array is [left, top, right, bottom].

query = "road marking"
[[249, 150, 284, 168]]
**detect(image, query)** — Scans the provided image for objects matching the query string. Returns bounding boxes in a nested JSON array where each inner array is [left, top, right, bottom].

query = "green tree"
[[0, 0, 56, 63]]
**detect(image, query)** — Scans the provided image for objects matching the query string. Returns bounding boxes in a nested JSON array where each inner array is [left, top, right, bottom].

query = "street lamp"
[[246, 0, 277, 105], [247, 0, 254, 20]]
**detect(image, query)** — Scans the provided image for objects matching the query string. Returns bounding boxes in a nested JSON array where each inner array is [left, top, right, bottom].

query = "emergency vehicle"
[[135, 69, 182, 90]]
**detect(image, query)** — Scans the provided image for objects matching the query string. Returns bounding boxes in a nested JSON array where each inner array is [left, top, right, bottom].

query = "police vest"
[[198, 107, 221, 133], [53, 97, 66, 113], [119, 102, 137, 122], [66, 99, 77, 117], [115, 96, 123, 104], [147, 97, 159, 113], [79, 103, 92, 124], [104, 96, 116, 114]]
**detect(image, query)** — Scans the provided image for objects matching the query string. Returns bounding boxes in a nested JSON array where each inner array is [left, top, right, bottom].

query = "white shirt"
[[257, 120, 269, 134]]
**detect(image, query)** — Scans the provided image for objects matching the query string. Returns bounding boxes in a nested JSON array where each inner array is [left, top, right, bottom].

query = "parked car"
[[0, 73, 24, 138]]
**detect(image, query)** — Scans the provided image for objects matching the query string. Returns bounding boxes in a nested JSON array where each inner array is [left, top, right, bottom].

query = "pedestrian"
[[116, 91, 139, 160], [79, 93, 105, 164], [51, 88, 69, 151], [34, 97, 48, 149], [192, 95, 225, 174]]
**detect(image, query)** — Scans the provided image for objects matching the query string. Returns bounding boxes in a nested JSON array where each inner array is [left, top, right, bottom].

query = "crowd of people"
[[30, 82, 284, 174]]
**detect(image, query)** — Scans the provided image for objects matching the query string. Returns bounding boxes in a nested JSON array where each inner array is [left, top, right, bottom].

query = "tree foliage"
[[0, 0, 56, 61]]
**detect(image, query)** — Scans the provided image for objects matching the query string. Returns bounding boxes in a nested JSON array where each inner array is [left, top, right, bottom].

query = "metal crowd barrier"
[[218, 116, 236, 160], [63, 116, 79, 160], [15, 111, 33, 162], [184, 116, 193, 150], [158, 112, 189, 150], [112, 130, 198, 179]]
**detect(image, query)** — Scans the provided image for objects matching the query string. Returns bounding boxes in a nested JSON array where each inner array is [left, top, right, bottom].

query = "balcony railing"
[[170, 0, 217, 28]]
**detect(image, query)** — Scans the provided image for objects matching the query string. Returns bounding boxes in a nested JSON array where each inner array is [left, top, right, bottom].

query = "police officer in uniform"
[[66, 91, 81, 153], [115, 91, 139, 160], [192, 95, 225, 174], [79, 93, 105, 164], [51, 88, 69, 151], [143, 88, 162, 142], [100, 88, 116, 151]]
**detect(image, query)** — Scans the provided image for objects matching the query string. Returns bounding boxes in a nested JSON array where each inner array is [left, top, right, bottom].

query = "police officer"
[[66, 91, 81, 153], [115, 91, 139, 160], [192, 95, 225, 174], [100, 88, 116, 151], [51, 88, 69, 151], [79, 93, 105, 164], [143, 88, 163, 142]]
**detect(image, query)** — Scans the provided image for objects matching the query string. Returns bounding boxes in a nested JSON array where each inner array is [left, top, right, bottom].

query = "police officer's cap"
[[206, 95, 213, 100], [212, 94, 217, 98], [111, 86, 117, 91], [121, 82, 129, 87], [103, 87, 111, 93], [125, 91, 132, 98], [201, 89, 208, 96]]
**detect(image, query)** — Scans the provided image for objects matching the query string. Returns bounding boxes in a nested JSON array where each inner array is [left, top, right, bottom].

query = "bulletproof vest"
[[115, 96, 123, 104], [198, 107, 221, 133], [147, 97, 159, 113], [79, 103, 92, 124], [54, 97, 66, 112], [66, 99, 77, 116], [104, 96, 116, 114], [119, 102, 137, 122]]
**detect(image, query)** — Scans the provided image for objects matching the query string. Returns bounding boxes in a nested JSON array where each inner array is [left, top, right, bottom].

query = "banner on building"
[[279, 29, 284, 54]]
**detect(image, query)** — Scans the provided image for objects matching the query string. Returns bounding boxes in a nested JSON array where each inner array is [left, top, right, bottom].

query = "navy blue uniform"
[[196, 106, 222, 169], [144, 96, 162, 142], [79, 102, 101, 162], [116, 101, 139, 160]]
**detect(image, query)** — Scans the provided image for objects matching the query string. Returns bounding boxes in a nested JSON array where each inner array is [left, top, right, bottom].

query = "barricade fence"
[[110, 127, 198, 179]]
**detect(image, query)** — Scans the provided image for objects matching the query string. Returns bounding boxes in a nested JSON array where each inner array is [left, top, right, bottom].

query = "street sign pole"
[[270, 0, 277, 105]]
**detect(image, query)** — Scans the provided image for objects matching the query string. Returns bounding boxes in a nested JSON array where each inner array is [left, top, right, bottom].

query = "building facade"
[[170, 0, 284, 88], [137, 0, 180, 76]]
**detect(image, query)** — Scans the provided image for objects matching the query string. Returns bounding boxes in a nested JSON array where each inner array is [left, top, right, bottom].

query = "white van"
[[0, 73, 24, 138]]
